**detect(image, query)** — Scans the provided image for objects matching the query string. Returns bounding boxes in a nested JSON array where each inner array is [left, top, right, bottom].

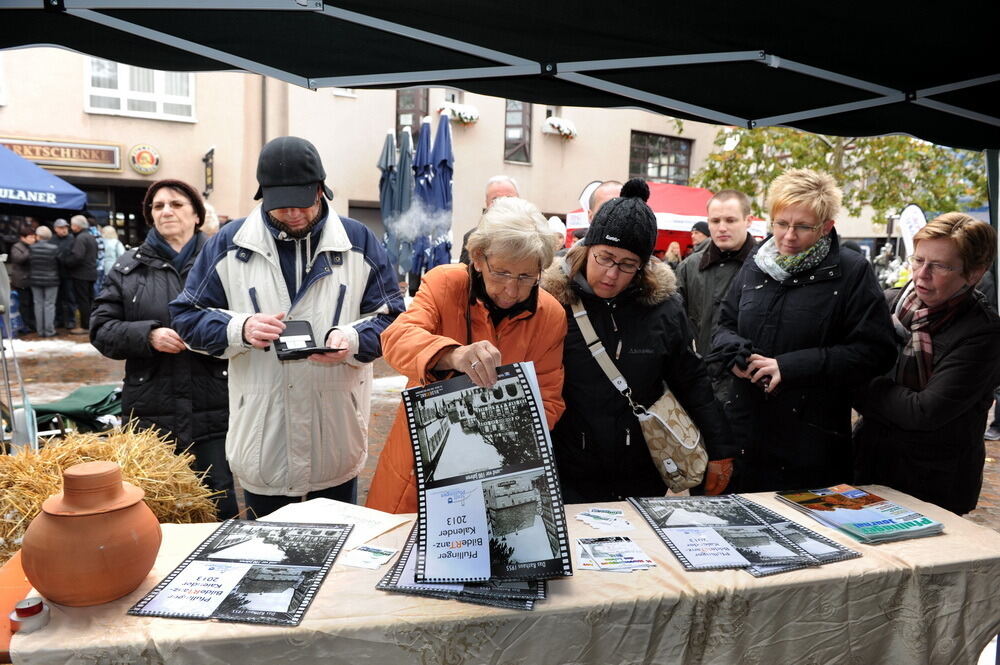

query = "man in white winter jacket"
[[170, 136, 404, 518]]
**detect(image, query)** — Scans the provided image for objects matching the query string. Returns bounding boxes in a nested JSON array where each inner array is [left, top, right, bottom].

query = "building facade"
[[1, 47, 728, 256]]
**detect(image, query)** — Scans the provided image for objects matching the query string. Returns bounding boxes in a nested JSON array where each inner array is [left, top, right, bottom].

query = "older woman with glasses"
[[712, 168, 895, 493], [855, 214, 1000, 514], [366, 197, 567, 513], [540, 179, 736, 502]]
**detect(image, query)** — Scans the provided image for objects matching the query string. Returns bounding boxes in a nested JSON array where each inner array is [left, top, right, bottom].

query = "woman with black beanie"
[[540, 178, 737, 501]]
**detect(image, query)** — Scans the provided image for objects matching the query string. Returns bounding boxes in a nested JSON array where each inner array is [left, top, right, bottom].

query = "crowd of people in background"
[[3, 137, 998, 524]]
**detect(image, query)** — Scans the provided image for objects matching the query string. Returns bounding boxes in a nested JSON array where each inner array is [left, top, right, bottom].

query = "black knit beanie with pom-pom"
[[583, 178, 657, 262]]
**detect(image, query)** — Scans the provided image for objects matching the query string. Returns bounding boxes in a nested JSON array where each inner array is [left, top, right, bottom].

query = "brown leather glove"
[[704, 458, 734, 495]]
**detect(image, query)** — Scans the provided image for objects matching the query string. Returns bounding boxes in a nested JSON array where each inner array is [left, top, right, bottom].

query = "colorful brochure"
[[776, 484, 944, 544]]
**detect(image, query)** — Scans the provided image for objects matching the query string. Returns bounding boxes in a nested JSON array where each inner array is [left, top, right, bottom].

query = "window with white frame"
[[86, 58, 195, 121]]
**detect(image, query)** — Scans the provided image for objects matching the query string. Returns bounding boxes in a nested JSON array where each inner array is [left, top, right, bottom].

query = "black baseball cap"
[[254, 136, 333, 212]]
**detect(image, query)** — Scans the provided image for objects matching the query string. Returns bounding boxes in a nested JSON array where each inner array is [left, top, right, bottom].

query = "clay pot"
[[21, 460, 162, 607]]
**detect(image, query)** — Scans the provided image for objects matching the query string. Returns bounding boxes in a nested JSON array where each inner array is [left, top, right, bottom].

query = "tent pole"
[[988, 149, 999, 305]]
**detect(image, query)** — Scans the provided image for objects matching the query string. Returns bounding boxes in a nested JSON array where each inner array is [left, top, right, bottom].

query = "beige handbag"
[[571, 299, 708, 492]]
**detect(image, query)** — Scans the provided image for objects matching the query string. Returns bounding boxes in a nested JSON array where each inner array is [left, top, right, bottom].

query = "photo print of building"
[[640, 497, 761, 529], [483, 469, 560, 569], [213, 565, 319, 623], [413, 375, 542, 483], [203, 522, 348, 567]]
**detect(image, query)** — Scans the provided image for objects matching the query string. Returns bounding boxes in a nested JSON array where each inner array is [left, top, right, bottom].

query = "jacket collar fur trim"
[[540, 252, 676, 307]]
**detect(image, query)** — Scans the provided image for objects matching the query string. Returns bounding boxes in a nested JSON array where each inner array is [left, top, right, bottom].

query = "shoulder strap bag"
[[570, 298, 707, 492]]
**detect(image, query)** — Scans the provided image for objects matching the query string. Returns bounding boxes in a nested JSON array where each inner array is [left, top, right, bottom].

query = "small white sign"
[[898, 204, 926, 258]]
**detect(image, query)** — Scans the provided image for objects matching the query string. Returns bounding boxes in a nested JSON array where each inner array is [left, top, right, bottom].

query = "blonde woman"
[[712, 168, 895, 493]]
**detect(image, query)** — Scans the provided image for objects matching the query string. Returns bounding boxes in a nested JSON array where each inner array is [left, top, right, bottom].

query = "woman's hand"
[[704, 458, 734, 495], [435, 340, 502, 387], [149, 327, 187, 354], [747, 353, 781, 393]]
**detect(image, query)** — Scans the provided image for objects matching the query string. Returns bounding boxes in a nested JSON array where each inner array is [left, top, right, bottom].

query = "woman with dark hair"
[[856, 213, 1000, 514], [541, 179, 736, 502], [91, 179, 236, 519]]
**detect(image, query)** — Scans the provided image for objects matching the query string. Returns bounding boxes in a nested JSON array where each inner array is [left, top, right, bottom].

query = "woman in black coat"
[[541, 180, 736, 502], [91, 179, 236, 519], [855, 213, 1000, 514], [712, 168, 896, 493]]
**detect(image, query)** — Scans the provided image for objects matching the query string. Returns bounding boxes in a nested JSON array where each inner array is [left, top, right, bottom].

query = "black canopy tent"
[[1, 0, 997, 224]]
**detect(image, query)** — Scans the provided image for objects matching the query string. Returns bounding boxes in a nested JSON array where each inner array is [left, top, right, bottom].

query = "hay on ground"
[[0, 423, 218, 564]]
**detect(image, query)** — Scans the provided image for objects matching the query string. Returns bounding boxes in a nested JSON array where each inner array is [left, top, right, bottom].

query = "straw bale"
[[0, 423, 218, 564]]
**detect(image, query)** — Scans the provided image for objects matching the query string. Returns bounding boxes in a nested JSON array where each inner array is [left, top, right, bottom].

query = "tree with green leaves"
[[692, 127, 987, 222]]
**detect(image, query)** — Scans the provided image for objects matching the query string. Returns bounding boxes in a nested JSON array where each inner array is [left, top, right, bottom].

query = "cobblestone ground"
[[6, 332, 1000, 532]]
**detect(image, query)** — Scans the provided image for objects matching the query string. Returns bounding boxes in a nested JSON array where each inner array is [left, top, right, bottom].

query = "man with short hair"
[[484, 175, 519, 209], [62, 215, 98, 334], [459, 175, 520, 264], [588, 180, 622, 221], [675, 189, 755, 372], [52, 218, 76, 329], [171, 135, 404, 516]]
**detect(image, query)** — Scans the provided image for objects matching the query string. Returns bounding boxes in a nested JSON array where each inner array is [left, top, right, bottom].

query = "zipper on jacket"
[[249, 287, 262, 314], [608, 301, 622, 359], [331, 283, 347, 326], [581, 431, 586, 450], [625, 428, 631, 446]]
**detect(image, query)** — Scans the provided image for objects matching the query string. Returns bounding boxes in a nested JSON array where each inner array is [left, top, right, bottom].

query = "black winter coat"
[[28, 240, 60, 288], [855, 288, 1000, 514], [54, 232, 74, 277], [62, 230, 98, 281], [8, 241, 31, 289], [712, 231, 896, 492], [541, 253, 736, 502], [90, 233, 228, 446]]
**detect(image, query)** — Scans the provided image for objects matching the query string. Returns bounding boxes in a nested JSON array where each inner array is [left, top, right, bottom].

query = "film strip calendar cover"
[[128, 520, 351, 626], [406, 362, 572, 583], [737, 497, 861, 577], [376, 525, 546, 610], [628, 495, 819, 572]]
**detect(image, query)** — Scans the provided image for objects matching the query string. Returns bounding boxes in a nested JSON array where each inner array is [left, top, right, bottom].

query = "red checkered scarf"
[[893, 281, 972, 389]]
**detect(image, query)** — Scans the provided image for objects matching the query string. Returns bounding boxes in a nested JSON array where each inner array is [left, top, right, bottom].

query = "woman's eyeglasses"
[[483, 255, 540, 287], [770, 221, 822, 234], [592, 251, 641, 274], [907, 255, 960, 275]]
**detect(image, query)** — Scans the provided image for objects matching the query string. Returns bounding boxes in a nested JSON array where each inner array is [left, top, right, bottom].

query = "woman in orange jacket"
[[366, 197, 567, 513]]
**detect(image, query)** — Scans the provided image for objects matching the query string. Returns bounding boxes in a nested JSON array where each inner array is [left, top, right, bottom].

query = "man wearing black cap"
[[690, 220, 710, 252], [171, 136, 404, 517]]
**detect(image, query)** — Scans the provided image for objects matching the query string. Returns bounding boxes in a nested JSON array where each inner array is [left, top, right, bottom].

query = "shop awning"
[[0, 144, 87, 212]]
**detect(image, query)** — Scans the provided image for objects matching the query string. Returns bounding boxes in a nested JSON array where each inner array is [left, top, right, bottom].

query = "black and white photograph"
[[129, 520, 351, 626], [212, 566, 320, 624], [713, 525, 806, 566], [202, 521, 348, 567], [410, 370, 542, 483], [634, 496, 762, 529], [483, 469, 561, 571]]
